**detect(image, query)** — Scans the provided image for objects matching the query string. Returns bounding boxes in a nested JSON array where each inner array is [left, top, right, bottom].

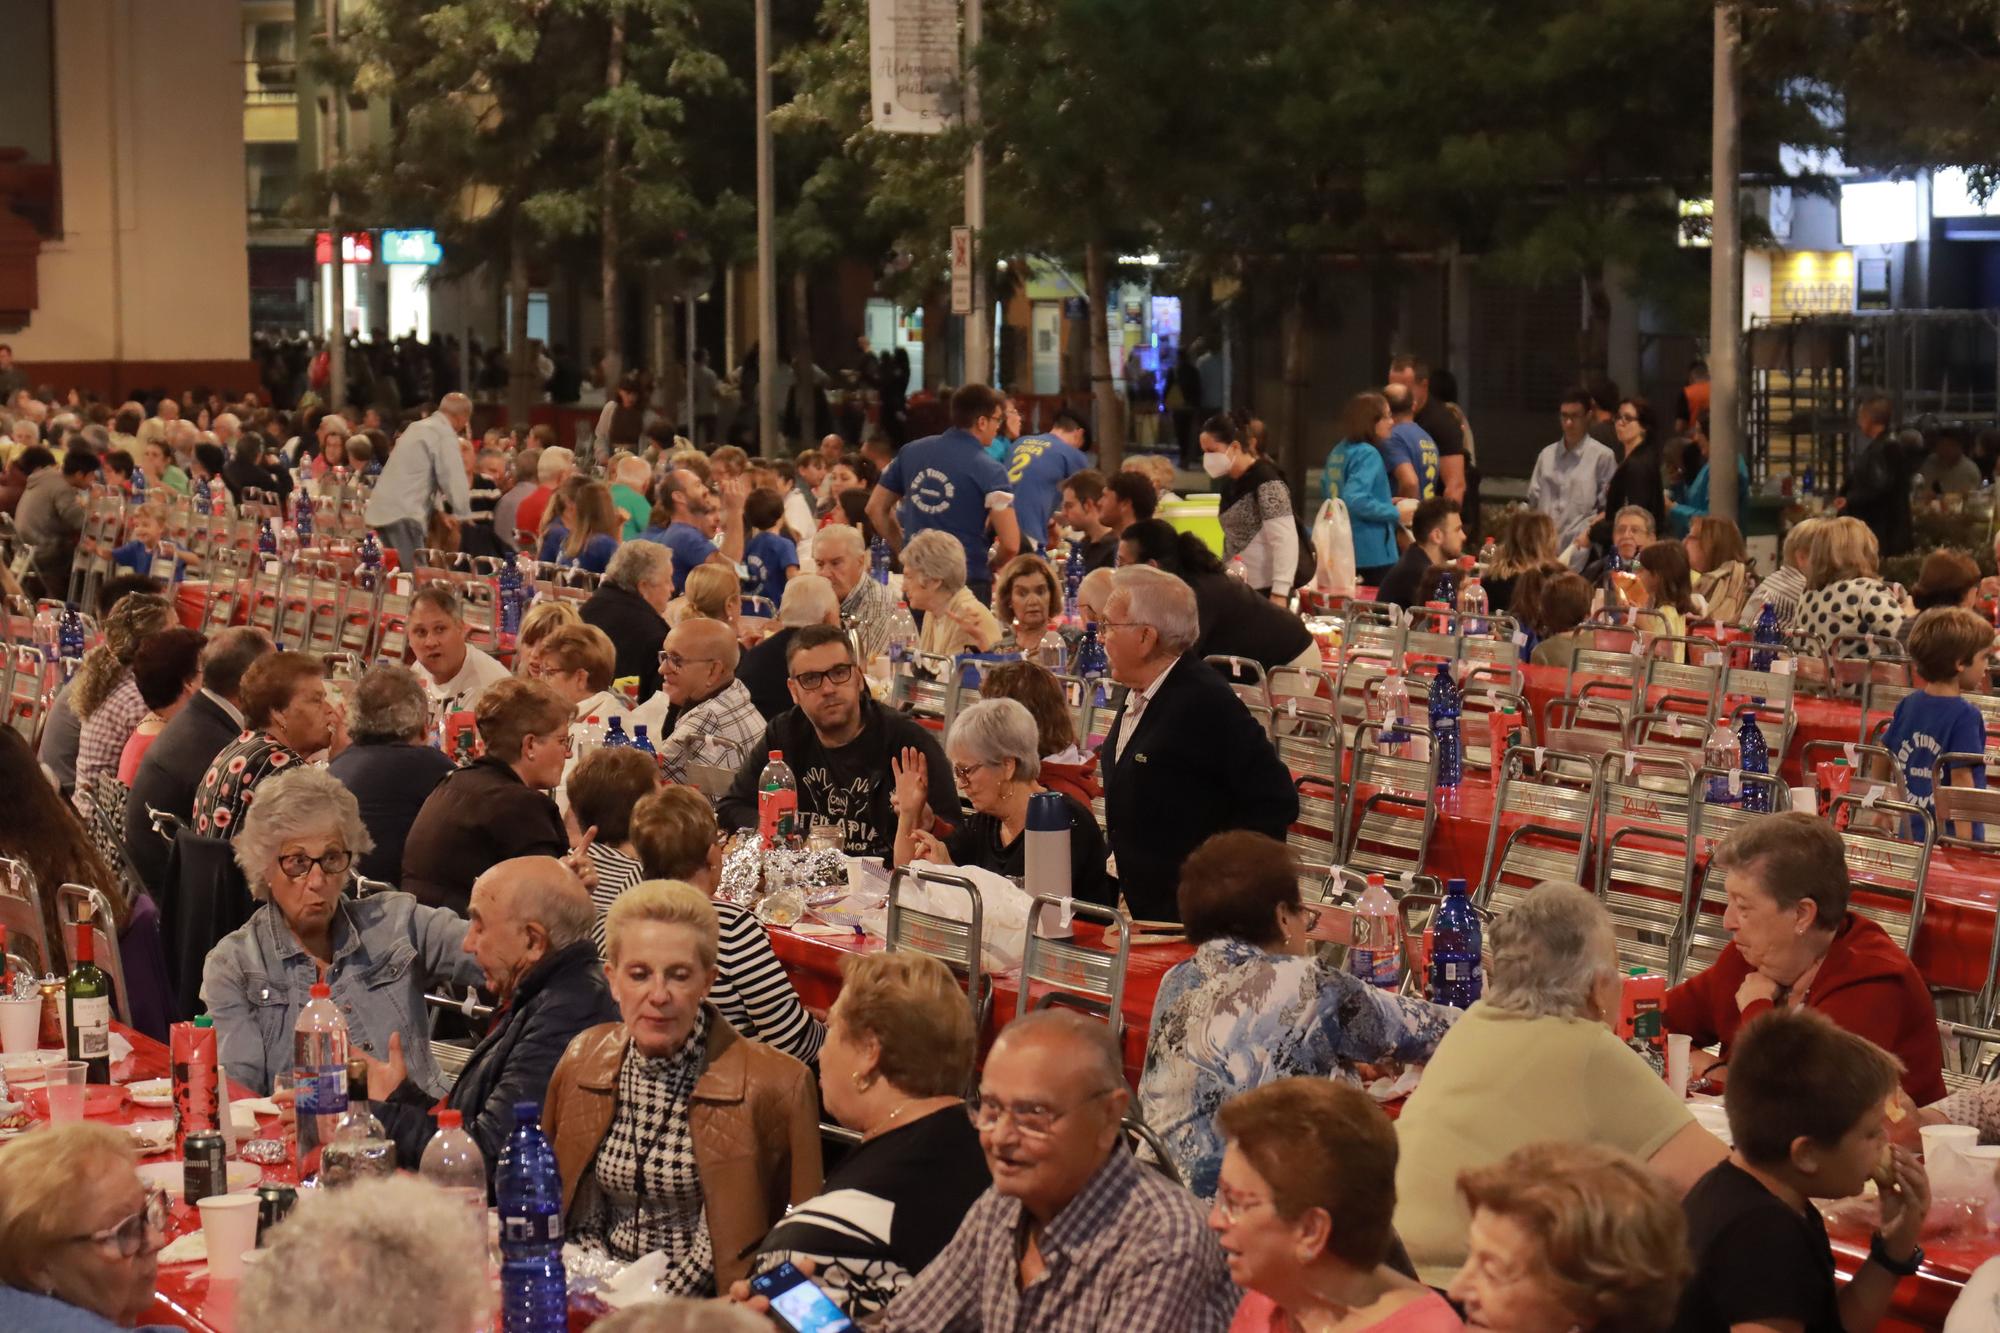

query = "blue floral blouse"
[[1137, 936, 1460, 1198]]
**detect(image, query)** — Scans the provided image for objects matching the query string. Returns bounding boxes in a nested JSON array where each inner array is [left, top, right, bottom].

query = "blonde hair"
[[564, 481, 623, 559], [994, 553, 1061, 625], [1780, 515, 1826, 571], [73, 591, 175, 718], [605, 879, 720, 969], [630, 786, 719, 881], [1808, 516, 1879, 590], [536, 623, 617, 692], [835, 952, 977, 1098], [1490, 510, 1560, 579], [0, 1122, 137, 1286], [680, 564, 738, 624], [517, 599, 583, 673], [1457, 1142, 1689, 1333]]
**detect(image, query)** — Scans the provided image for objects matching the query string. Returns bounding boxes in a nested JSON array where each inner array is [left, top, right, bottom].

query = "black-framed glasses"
[[965, 1088, 1116, 1140], [66, 1187, 168, 1258], [1616, 412, 1641, 424], [791, 663, 857, 692], [277, 849, 354, 880]]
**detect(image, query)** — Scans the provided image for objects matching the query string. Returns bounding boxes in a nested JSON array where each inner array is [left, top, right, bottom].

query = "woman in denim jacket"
[[201, 767, 483, 1096]]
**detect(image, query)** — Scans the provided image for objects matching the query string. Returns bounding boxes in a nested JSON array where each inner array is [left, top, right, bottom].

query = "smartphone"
[[749, 1262, 855, 1333]]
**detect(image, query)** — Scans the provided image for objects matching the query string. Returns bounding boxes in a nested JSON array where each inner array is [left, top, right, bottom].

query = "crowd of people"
[[6, 353, 2000, 1333]]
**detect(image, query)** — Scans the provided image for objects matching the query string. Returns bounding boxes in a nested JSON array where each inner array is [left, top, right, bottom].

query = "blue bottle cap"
[[1026, 791, 1069, 832], [1447, 877, 1467, 893], [513, 1100, 539, 1123]]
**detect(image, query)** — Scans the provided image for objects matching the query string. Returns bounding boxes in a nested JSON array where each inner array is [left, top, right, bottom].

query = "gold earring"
[[851, 1071, 869, 1090]]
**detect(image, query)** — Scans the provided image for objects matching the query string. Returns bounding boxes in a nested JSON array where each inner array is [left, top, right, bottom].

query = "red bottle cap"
[[768, 750, 782, 761], [437, 1108, 463, 1129], [310, 981, 330, 998], [71, 921, 92, 964]]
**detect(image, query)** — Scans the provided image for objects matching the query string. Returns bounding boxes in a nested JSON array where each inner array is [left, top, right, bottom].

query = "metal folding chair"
[[1859, 678, 1916, 744], [1676, 776, 1789, 983], [58, 883, 131, 1025], [1827, 793, 1930, 962], [0, 857, 52, 976], [1475, 747, 1599, 918], [1565, 634, 1646, 721], [1340, 721, 1439, 885], [886, 867, 990, 1025], [1594, 752, 1697, 976], [1016, 897, 1131, 1039]]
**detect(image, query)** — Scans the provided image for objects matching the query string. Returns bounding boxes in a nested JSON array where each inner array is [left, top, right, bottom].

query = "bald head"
[[819, 434, 845, 454], [992, 1008, 1123, 1095], [466, 856, 595, 998]]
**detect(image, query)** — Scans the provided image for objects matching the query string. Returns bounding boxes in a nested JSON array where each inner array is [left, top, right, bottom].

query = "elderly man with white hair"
[[609, 452, 654, 540], [737, 573, 840, 719], [513, 443, 575, 540], [582, 538, 675, 699], [811, 523, 893, 660], [364, 391, 476, 571], [629, 618, 764, 782], [1099, 565, 1298, 922]]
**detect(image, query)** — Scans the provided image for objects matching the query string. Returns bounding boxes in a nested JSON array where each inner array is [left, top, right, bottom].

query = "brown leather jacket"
[[541, 1007, 823, 1289]]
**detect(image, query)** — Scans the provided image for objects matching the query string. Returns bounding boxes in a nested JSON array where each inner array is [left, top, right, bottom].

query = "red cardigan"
[[1663, 913, 1945, 1105], [1040, 754, 1102, 807]]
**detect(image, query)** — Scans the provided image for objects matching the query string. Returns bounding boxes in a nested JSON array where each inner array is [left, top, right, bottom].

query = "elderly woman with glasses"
[[201, 767, 483, 1096], [1138, 831, 1457, 1200], [0, 1123, 175, 1331], [544, 880, 821, 1294], [890, 698, 1106, 904], [992, 553, 1064, 665], [905, 529, 1001, 658]]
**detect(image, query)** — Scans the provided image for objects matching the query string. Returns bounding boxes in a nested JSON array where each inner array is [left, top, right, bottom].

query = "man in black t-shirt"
[[1671, 1009, 1928, 1333], [1377, 497, 1463, 609]]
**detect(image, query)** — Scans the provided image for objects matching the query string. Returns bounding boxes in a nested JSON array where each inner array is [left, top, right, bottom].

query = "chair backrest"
[[3, 645, 49, 743], [890, 652, 957, 723], [57, 883, 131, 1026], [0, 857, 52, 976], [1827, 794, 1929, 960], [1594, 752, 1697, 976], [1403, 608, 1460, 672], [886, 866, 988, 1018], [1860, 678, 1917, 743], [1623, 710, 1711, 766], [1718, 661, 1798, 757], [1475, 748, 1598, 917], [1289, 776, 1344, 901], [1644, 639, 1727, 710], [1936, 783, 2000, 851], [1566, 638, 1645, 717], [1204, 655, 1272, 714], [1677, 789, 1788, 981], [1271, 666, 1339, 773], [1016, 897, 1130, 1038], [1460, 686, 1531, 775]]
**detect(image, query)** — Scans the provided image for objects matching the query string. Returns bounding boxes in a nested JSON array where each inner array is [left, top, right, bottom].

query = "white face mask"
[[1201, 450, 1234, 478]]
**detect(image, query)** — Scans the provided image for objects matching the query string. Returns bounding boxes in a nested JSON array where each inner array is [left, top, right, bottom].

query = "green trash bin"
[[1161, 494, 1223, 557]]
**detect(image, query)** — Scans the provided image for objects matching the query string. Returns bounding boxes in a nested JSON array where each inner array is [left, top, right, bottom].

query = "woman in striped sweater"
[[627, 785, 826, 1065]]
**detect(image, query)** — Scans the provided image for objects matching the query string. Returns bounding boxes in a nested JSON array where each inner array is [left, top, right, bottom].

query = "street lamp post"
[[754, 0, 779, 452], [1709, 2, 1743, 523]]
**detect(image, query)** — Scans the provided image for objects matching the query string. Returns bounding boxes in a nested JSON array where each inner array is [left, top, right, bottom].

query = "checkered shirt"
[[657, 679, 764, 785], [191, 731, 305, 839], [842, 576, 894, 663], [74, 674, 147, 819]]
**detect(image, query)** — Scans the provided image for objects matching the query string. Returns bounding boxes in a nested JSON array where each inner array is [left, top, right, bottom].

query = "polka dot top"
[[1795, 577, 1909, 658]]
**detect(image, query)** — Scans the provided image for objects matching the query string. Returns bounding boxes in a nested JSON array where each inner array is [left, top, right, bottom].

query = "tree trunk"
[[1278, 276, 1311, 499], [1580, 262, 1611, 385], [1085, 239, 1124, 471], [790, 268, 814, 454], [506, 215, 536, 428], [599, 5, 626, 389]]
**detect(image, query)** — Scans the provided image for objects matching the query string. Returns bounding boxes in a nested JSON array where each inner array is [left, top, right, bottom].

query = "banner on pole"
[[868, 0, 960, 135], [950, 226, 972, 315]]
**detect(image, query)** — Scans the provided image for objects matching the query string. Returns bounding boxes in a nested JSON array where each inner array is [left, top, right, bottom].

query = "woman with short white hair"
[[0, 1123, 172, 1331], [905, 529, 1000, 657], [201, 767, 483, 1095], [1390, 883, 1725, 1286], [890, 698, 1107, 902]]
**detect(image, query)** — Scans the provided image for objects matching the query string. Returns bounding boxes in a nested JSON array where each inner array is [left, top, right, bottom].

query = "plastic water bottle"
[[886, 602, 918, 666], [58, 603, 86, 674], [1024, 791, 1073, 903], [1347, 872, 1402, 990], [1458, 573, 1488, 637], [630, 724, 658, 768], [1372, 669, 1408, 756], [1076, 622, 1109, 706], [1477, 536, 1497, 571], [869, 535, 891, 585], [1430, 662, 1463, 789], [1063, 542, 1084, 620], [1431, 566, 1456, 605], [758, 751, 799, 848], [499, 559, 524, 636], [357, 530, 382, 571], [293, 487, 315, 539], [495, 1101, 567, 1333], [293, 981, 349, 1179], [420, 1106, 489, 1226], [131, 467, 147, 499], [1750, 602, 1780, 673], [257, 519, 278, 558], [1429, 878, 1482, 1007], [1800, 465, 1815, 496], [601, 716, 629, 749], [1703, 716, 1741, 804], [1739, 705, 1771, 813]]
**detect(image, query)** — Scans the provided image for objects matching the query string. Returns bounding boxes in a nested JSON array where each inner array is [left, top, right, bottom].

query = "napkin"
[[158, 1231, 208, 1266]]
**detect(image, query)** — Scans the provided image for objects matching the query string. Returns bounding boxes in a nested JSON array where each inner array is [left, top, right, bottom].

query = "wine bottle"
[[66, 921, 112, 1084]]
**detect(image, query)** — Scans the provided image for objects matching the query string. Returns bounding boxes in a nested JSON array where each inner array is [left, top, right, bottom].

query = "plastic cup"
[[0, 997, 40, 1056], [44, 1060, 87, 1123], [1790, 786, 1818, 817], [1922, 1123, 1979, 1170], [1666, 1034, 1693, 1100], [197, 1194, 260, 1281]]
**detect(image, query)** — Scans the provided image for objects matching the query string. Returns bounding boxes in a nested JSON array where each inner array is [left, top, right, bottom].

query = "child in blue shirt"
[[741, 486, 799, 607], [1881, 605, 1990, 839], [110, 505, 187, 581]]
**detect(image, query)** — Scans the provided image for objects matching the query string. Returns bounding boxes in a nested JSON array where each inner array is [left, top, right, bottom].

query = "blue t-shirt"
[[1383, 421, 1441, 499], [641, 520, 717, 593], [538, 525, 567, 563], [744, 530, 798, 604], [1882, 689, 1986, 836], [555, 533, 619, 575], [1004, 435, 1089, 552], [111, 540, 184, 581], [880, 426, 1013, 583]]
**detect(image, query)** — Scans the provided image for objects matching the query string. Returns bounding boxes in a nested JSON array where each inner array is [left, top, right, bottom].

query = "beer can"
[[182, 1130, 226, 1205], [255, 1183, 297, 1246]]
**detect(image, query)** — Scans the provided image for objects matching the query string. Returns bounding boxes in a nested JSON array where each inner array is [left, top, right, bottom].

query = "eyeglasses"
[[659, 651, 720, 671], [791, 663, 857, 692], [1097, 619, 1149, 635], [277, 849, 353, 880], [531, 731, 576, 754], [951, 760, 993, 786], [1291, 904, 1323, 932], [965, 1088, 1116, 1140], [66, 1188, 168, 1258], [1211, 1186, 1277, 1227], [1616, 412, 1641, 424]]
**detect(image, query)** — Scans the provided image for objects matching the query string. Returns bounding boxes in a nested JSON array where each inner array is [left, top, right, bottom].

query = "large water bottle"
[[1750, 602, 1781, 673], [420, 1106, 489, 1227], [257, 519, 278, 558], [1371, 669, 1408, 757], [1430, 566, 1456, 605], [1703, 716, 1741, 804], [495, 1101, 568, 1333], [1063, 542, 1084, 620], [601, 716, 630, 749], [1347, 872, 1402, 990], [357, 530, 382, 571], [1430, 661, 1463, 789], [498, 559, 524, 637], [1458, 573, 1488, 637], [58, 603, 86, 675], [1429, 878, 1482, 1008], [886, 602, 918, 667], [131, 467, 147, 500], [630, 724, 658, 771], [758, 751, 799, 848], [293, 487, 315, 539], [1075, 622, 1109, 707], [1738, 705, 1771, 813], [293, 982, 349, 1179], [869, 535, 892, 585]]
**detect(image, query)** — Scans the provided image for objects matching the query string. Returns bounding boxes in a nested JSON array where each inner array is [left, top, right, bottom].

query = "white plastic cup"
[[44, 1060, 87, 1123], [0, 997, 40, 1056], [1922, 1123, 1979, 1171], [1790, 786, 1818, 817], [197, 1194, 260, 1281], [1666, 1034, 1693, 1100]]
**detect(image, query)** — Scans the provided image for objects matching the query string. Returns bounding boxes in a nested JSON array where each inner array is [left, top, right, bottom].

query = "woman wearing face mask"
[[1202, 414, 1299, 607]]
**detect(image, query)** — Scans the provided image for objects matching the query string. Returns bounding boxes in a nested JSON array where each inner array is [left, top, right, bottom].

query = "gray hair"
[[903, 529, 967, 593], [946, 697, 1042, 782], [238, 1175, 491, 1333], [439, 391, 473, 420], [613, 454, 652, 487], [993, 1008, 1123, 1091], [592, 1301, 769, 1333], [318, 415, 351, 438], [213, 412, 241, 436], [812, 523, 865, 560], [481, 857, 596, 951], [8, 420, 34, 446], [1078, 567, 1116, 621], [606, 538, 672, 592], [233, 768, 375, 900], [350, 664, 429, 744], [1483, 883, 1618, 1019], [777, 574, 839, 628], [199, 626, 274, 699], [1613, 504, 1657, 537], [1109, 565, 1199, 655], [537, 445, 576, 483]]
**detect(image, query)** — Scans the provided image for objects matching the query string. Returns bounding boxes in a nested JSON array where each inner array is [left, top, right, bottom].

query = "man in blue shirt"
[[639, 467, 744, 593], [1003, 410, 1089, 552], [1380, 382, 1440, 500], [868, 383, 1023, 605]]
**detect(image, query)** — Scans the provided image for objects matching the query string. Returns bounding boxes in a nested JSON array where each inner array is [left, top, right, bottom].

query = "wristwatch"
[[1869, 1231, 1924, 1277]]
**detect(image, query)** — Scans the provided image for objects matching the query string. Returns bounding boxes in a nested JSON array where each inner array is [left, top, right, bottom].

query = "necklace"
[[867, 1095, 955, 1141]]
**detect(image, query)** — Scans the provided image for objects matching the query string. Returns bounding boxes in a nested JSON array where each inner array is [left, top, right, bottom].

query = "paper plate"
[[136, 1159, 263, 1196], [24, 1083, 130, 1119], [128, 1079, 173, 1108]]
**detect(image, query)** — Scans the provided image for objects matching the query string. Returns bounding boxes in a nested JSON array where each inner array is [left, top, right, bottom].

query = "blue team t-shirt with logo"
[[744, 530, 798, 605], [1882, 689, 1986, 837], [1004, 435, 1088, 552], [1384, 421, 1441, 499], [643, 520, 717, 593], [879, 426, 1014, 583]]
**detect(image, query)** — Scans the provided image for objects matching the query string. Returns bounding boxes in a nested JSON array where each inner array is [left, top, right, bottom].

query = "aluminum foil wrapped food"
[[717, 831, 767, 906]]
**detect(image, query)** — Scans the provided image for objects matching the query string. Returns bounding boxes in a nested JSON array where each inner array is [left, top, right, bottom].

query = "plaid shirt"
[[1738, 564, 1805, 631], [875, 1145, 1237, 1333], [633, 679, 765, 784], [843, 576, 894, 663], [74, 674, 147, 818]]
